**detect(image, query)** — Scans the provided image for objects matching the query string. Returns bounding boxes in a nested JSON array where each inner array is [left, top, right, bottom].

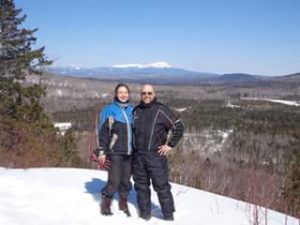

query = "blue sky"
[[15, 0, 300, 75]]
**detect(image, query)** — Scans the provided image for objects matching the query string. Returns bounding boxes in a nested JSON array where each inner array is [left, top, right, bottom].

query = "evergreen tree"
[[0, 0, 51, 121], [0, 1, 84, 169]]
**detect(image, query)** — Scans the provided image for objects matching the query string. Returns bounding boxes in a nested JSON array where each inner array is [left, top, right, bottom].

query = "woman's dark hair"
[[114, 83, 130, 97]]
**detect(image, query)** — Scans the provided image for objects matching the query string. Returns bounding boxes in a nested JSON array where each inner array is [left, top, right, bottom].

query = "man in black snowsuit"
[[132, 84, 184, 221]]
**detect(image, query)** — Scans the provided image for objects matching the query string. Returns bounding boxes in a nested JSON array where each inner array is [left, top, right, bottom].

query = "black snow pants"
[[132, 151, 175, 216], [101, 154, 132, 198]]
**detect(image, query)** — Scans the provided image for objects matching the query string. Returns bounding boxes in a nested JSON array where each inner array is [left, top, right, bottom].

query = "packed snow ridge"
[[0, 167, 298, 225], [112, 61, 172, 69]]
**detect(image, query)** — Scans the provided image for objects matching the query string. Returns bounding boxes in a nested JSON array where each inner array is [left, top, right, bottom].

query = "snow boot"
[[164, 213, 174, 221], [140, 212, 151, 221], [119, 196, 131, 217], [100, 195, 113, 216]]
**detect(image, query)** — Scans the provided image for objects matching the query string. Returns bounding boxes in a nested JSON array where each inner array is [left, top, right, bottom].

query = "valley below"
[[25, 72, 300, 218]]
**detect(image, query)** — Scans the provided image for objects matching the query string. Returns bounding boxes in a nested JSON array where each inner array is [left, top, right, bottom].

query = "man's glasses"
[[141, 92, 153, 96]]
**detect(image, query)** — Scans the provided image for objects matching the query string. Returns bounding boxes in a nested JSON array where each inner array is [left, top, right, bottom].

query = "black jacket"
[[133, 99, 184, 152]]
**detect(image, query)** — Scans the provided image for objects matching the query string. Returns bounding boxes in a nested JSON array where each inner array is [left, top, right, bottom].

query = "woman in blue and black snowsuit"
[[96, 83, 133, 216]]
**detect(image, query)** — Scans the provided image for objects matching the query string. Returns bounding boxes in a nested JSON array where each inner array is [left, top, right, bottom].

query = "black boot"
[[119, 196, 131, 217], [100, 195, 113, 216], [164, 213, 174, 221], [140, 212, 151, 221]]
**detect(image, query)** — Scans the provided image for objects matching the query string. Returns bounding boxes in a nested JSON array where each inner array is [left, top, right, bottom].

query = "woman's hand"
[[98, 154, 110, 169], [98, 154, 106, 164]]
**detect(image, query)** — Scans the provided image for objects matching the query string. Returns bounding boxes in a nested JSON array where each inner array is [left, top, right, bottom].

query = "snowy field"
[[241, 97, 300, 106], [0, 167, 298, 225]]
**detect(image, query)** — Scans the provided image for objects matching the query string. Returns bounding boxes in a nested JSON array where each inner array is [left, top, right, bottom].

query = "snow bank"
[[0, 167, 298, 225]]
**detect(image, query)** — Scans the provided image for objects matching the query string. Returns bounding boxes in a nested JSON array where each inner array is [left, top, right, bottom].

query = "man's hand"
[[158, 145, 172, 156]]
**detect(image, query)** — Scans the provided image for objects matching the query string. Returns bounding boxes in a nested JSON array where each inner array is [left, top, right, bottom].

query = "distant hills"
[[47, 63, 217, 84], [47, 63, 300, 86]]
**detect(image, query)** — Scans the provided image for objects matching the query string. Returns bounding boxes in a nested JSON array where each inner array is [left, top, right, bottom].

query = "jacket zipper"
[[148, 110, 160, 151]]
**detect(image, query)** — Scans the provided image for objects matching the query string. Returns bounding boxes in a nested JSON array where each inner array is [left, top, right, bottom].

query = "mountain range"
[[47, 62, 300, 85]]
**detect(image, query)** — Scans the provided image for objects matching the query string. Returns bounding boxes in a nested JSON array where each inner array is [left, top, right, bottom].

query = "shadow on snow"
[[84, 177, 163, 219]]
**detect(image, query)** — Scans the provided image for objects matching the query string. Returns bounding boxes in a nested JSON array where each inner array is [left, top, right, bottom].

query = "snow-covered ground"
[[241, 97, 300, 106], [226, 102, 241, 108], [265, 99, 300, 106], [183, 129, 233, 155], [54, 122, 72, 136], [0, 167, 298, 225]]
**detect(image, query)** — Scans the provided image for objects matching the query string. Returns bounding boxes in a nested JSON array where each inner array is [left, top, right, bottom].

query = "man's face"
[[141, 85, 155, 104]]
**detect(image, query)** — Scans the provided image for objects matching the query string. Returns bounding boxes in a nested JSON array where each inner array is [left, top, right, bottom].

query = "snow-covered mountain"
[[47, 62, 218, 84], [112, 61, 172, 69], [0, 167, 298, 225], [46, 62, 300, 86]]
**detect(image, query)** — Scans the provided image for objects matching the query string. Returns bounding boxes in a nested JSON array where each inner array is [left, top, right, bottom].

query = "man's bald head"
[[141, 84, 156, 104]]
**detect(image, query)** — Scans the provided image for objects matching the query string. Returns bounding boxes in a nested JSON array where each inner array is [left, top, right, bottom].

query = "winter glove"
[[91, 150, 99, 162]]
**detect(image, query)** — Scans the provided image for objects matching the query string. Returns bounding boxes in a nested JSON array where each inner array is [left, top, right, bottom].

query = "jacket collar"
[[139, 98, 158, 108], [113, 98, 130, 108]]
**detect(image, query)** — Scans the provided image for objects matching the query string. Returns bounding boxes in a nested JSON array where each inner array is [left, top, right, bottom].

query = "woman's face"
[[116, 86, 129, 103]]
